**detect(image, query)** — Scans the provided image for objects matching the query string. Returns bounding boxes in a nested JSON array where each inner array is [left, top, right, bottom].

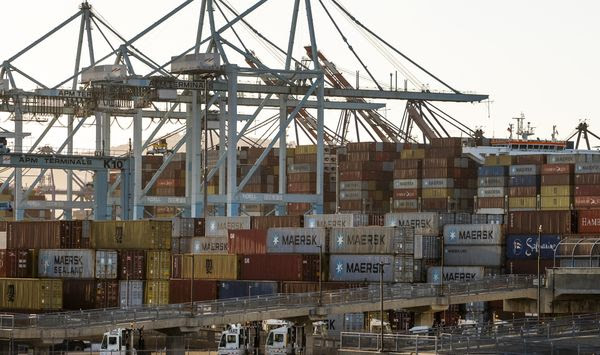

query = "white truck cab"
[[217, 324, 257, 355], [265, 324, 305, 355], [100, 328, 136, 355]]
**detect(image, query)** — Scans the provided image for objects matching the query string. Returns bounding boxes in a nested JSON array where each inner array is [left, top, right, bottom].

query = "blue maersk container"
[[506, 235, 561, 259], [478, 166, 508, 177], [218, 281, 278, 299], [508, 175, 540, 187]]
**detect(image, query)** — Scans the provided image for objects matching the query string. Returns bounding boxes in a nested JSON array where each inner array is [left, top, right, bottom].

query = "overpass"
[[0, 275, 536, 340]]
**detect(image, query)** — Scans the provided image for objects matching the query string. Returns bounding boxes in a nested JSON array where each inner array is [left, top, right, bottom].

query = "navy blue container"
[[508, 175, 540, 187], [218, 281, 278, 299], [478, 166, 508, 177], [506, 235, 561, 259]]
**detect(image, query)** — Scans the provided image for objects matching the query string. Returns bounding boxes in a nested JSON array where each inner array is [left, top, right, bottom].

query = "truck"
[[217, 323, 259, 355], [265, 321, 305, 355], [100, 327, 144, 355]]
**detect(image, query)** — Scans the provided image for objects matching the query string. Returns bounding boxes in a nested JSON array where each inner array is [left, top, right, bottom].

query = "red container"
[[575, 173, 600, 185], [62, 280, 119, 310], [168, 280, 218, 303], [394, 189, 419, 199], [477, 197, 505, 209], [240, 254, 320, 281], [280, 281, 366, 294], [0, 250, 36, 278], [541, 174, 571, 185], [6, 221, 86, 249], [394, 159, 421, 170], [506, 259, 554, 274], [575, 186, 600, 197], [541, 164, 574, 175], [251, 216, 303, 229], [578, 210, 600, 234], [508, 186, 538, 197], [514, 155, 546, 165], [228, 230, 268, 255], [172, 254, 183, 279], [575, 196, 600, 209], [119, 250, 146, 280], [507, 211, 576, 234]]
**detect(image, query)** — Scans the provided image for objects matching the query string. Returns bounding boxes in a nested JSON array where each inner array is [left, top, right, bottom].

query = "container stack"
[[443, 223, 505, 268], [541, 162, 574, 211], [384, 212, 441, 260], [575, 160, 600, 209], [339, 142, 397, 214], [392, 155, 422, 212], [477, 157, 510, 215], [508, 164, 540, 211]]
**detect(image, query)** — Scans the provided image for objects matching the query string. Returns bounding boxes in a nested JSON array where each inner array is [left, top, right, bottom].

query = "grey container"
[[267, 228, 326, 254], [443, 224, 503, 246], [471, 214, 488, 224], [340, 181, 374, 191], [172, 218, 195, 237], [422, 178, 454, 189], [120, 280, 144, 308], [438, 213, 455, 228], [38, 249, 95, 279], [328, 226, 414, 255], [414, 235, 441, 259], [319, 312, 366, 336], [478, 177, 507, 188], [454, 213, 471, 225], [427, 266, 485, 285], [192, 237, 228, 254], [548, 154, 586, 164], [509, 165, 539, 176], [444, 246, 504, 266], [393, 179, 420, 189], [487, 214, 504, 225], [384, 212, 439, 237], [205, 216, 251, 236], [576, 162, 600, 174], [477, 187, 506, 198], [329, 254, 419, 282], [392, 200, 418, 210], [305, 214, 354, 228], [95, 250, 118, 279]]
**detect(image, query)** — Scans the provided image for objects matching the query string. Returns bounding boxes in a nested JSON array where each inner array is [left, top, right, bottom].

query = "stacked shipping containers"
[[393, 157, 422, 212], [508, 164, 540, 211]]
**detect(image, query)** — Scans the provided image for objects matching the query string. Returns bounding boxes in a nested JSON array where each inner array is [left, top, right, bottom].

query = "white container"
[[427, 266, 485, 285], [192, 237, 228, 254], [205, 216, 251, 236], [305, 214, 354, 228], [119, 280, 144, 308], [443, 224, 503, 246], [38, 249, 95, 279], [95, 250, 118, 279], [267, 228, 326, 254], [328, 227, 413, 255], [384, 212, 439, 237]]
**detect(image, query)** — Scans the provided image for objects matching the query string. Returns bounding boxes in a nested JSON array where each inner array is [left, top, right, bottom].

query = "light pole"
[[317, 245, 323, 306], [537, 224, 542, 323], [379, 261, 390, 353]]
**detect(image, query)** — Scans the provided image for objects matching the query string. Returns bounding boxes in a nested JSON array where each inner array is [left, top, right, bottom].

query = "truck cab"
[[265, 324, 305, 355], [217, 324, 257, 355], [100, 328, 136, 355]]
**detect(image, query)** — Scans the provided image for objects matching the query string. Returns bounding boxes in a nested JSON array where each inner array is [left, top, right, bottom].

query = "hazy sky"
[[1, 0, 599, 150]]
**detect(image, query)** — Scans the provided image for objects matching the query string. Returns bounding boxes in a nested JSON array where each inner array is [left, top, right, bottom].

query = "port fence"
[[0, 274, 534, 331]]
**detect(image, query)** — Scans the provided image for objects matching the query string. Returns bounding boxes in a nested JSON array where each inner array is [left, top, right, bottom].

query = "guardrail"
[[0, 274, 534, 331]]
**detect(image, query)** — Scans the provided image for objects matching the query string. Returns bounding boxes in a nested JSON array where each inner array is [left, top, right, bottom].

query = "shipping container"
[[0, 278, 62, 311], [508, 197, 537, 209], [478, 176, 507, 187], [477, 187, 506, 198], [38, 249, 95, 279], [329, 254, 419, 282], [328, 227, 413, 255], [95, 250, 118, 279], [172, 218, 195, 237], [205, 216, 251, 236], [317, 312, 366, 336], [145, 280, 169, 305], [506, 235, 560, 259], [146, 251, 171, 280], [548, 154, 586, 164], [506, 259, 554, 274], [576, 162, 600, 174], [119, 280, 144, 308], [444, 246, 504, 266], [541, 174, 572, 186], [304, 214, 354, 228], [280, 281, 366, 294], [422, 178, 455, 189], [169, 280, 218, 303], [183, 254, 240, 280], [575, 185, 600, 196], [575, 196, 600, 209], [509, 165, 539, 176], [540, 196, 572, 210], [484, 156, 512, 166], [507, 211, 576, 234], [118, 250, 145, 280], [541, 164, 574, 175], [393, 179, 420, 189], [240, 254, 319, 281], [218, 281, 278, 299], [427, 266, 485, 285], [508, 186, 538, 197], [443, 224, 503, 245], [251, 216, 303, 230], [91, 220, 171, 250], [413, 235, 441, 259], [508, 175, 540, 187], [578, 210, 600, 234], [478, 166, 507, 177], [575, 173, 600, 185], [62, 280, 119, 310], [190, 237, 228, 254], [384, 212, 439, 236], [266, 228, 326, 254], [0, 250, 36, 278], [477, 197, 505, 209], [227, 229, 267, 255], [541, 186, 573, 196], [392, 199, 418, 210]]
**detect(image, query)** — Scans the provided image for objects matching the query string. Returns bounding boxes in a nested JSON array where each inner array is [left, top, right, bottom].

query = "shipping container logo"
[[336, 262, 344, 274], [7, 284, 15, 302], [205, 259, 213, 274]]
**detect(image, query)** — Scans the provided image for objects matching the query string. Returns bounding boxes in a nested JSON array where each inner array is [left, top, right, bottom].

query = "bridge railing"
[[0, 274, 534, 330]]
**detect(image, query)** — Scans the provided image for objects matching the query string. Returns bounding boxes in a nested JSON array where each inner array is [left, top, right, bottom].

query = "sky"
[[1, 0, 599, 151]]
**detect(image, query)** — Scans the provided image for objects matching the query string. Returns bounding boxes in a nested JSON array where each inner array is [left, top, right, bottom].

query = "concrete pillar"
[[165, 336, 185, 355]]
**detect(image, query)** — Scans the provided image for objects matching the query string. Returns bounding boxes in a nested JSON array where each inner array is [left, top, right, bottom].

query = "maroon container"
[[172, 254, 183, 279], [541, 164, 574, 175], [251, 216, 303, 229], [7, 222, 60, 249], [394, 189, 420, 199], [508, 186, 538, 197], [578, 210, 600, 234], [239, 254, 320, 281], [193, 218, 205, 237], [119, 250, 146, 280], [506, 259, 554, 274], [575, 173, 600, 185], [477, 197, 505, 209], [575, 186, 600, 197], [514, 155, 546, 165], [280, 281, 366, 294], [168, 280, 218, 303], [62, 280, 119, 310], [0, 250, 36, 278], [541, 174, 572, 186], [507, 211, 576, 234], [394, 159, 421, 170], [228, 230, 267, 255], [575, 196, 600, 209]]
